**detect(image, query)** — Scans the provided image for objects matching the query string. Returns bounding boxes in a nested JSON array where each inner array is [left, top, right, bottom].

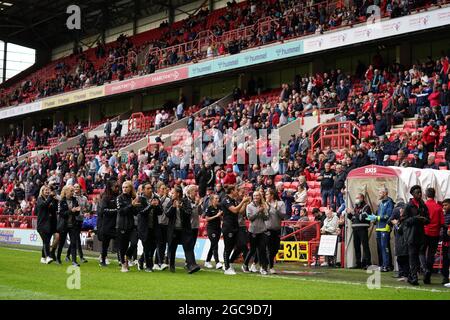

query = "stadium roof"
[[0, 0, 200, 50]]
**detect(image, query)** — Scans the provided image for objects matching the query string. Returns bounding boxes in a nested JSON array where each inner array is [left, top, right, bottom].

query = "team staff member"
[[346, 193, 372, 269], [441, 199, 450, 286], [402, 185, 430, 286], [97, 180, 119, 267], [221, 185, 251, 275], [155, 182, 170, 270], [137, 183, 162, 272], [371, 187, 394, 272], [56, 185, 81, 266], [265, 188, 287, 274], [203, 194, 223, 269], [116, 181, 140, 272], [242, 191, 269, 275], [164, 186, 201, 274], [36, 185, 57, 264], [421, 188, 444, 284]]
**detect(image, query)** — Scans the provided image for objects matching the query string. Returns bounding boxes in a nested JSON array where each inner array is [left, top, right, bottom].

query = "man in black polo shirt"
[[221, 185, 251, 275], [318, 162, 336, 209]]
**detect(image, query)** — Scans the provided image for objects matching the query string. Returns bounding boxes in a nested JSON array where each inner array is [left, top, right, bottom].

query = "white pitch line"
[[2, 247, 449, 294]]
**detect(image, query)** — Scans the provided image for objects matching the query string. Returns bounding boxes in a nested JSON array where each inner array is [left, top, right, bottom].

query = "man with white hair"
[[368, 187, 394, 272]]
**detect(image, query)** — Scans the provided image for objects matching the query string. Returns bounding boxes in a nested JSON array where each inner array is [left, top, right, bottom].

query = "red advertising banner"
[[105, 67, 189, 96]]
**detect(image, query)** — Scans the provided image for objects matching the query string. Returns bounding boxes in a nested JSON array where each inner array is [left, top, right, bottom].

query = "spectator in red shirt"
[[427, 86, 441, 108], [422, 120, 440, 152], [222, 168, 237, 185], [422, 187, 445, 284]]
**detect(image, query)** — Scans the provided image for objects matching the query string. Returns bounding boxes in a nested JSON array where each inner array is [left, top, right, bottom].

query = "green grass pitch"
[[0, 245, 449, 300]]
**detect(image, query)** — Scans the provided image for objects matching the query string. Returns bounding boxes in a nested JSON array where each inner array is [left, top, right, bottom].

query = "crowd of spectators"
[[0, 0, 442, 109]]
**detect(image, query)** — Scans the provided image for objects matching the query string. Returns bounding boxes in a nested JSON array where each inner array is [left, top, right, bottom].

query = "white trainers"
[[224, 267, 236, 275], [160, 263, 169, 271], [204, 261, 213, 269], [320, 262, 329, 267], [269, 268, 277, 274], [128, 260, 135, 267], [121, 264, 129, 273], [216, 262, 223, 270], [260, 269, 268, 275], [250, 263, 258, 273], [45, 257, 54, 264], [105, 258, 110, 265], [444, 283, 450, 288], [153, 264, 161, 271], [40, 258, 46, 264]]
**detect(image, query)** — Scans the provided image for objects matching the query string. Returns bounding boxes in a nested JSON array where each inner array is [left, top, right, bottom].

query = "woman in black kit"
[[221, 185, 251, 275], [97, 179, 119, 267], [36, 185, 58, 264], [56, 185, 81, 266], [164, 186, 201, 274], [203, 194, 223, 270], [116, 180, 140, 272]]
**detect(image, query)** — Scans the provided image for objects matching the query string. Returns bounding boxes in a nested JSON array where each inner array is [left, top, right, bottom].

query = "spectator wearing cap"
[[402, 185, 430, 286], [421, 187, 444, 284]]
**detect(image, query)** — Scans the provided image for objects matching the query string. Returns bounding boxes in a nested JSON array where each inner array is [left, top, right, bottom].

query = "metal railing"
[[310, 120, 361, 152]]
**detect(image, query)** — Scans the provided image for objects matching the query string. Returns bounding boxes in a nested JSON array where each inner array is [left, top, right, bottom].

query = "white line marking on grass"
[[3, 247, 449, 294]]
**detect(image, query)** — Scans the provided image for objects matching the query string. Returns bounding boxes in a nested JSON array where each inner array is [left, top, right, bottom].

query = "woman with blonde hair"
[[242, 191, 269, 275], [56, 185, 81, 266], [116, 180, 140, 272], [36, 185, 57, 264], [265, 188, 287, 274]]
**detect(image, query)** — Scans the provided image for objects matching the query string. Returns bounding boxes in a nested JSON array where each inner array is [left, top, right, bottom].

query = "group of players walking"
[[35, 179, 287, 274]]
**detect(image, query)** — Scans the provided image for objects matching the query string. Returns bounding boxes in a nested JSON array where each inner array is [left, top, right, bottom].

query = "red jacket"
[[223, 172, 237, 185], [424, 199, 444, 237], [422, 125, 439, 146], [428, 91, 440, 108]]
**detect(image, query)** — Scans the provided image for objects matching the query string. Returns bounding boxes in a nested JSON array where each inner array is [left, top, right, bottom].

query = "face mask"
[[355, 199, 362, 205]]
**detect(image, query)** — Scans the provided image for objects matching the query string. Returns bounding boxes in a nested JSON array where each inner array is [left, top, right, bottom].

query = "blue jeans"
[[335, 191, 344, 209], [279, 162, 286, 175], [321, 189, 334, 208], [442, 105, 449, 118], [180, 168, 188, 180], [376, 231, 390, 268]]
